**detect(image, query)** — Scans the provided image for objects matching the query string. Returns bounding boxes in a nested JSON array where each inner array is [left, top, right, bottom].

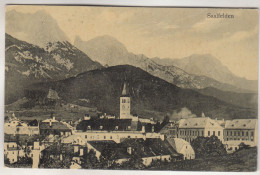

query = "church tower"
[[120, 82, 131, 119]]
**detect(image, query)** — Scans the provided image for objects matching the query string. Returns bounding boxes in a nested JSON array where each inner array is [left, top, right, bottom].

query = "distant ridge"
[[5, 33, 102, 104], [75, 35, 255, 93], [6, 9, 69, 47], [152, 55, 257, 92], [26, 65, 257, 120]]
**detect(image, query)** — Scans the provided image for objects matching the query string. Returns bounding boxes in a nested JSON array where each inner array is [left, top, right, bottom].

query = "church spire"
[[121, 81, 129, 96]]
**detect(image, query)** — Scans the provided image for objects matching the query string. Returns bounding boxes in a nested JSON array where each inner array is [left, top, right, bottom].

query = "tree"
[[18, 156, 32, 164], [81, 149, 99, 169], [4, 156, 10, 165], [191, 136, 227, 158], [238, 142, 250, 150], [119, 152, 145, 170]]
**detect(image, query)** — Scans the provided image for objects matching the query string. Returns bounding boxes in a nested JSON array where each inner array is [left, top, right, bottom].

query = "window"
[[251, 132, 254, 136], [230, 131, 232, 136], [242, 132, 244, 136], [208, 131, 210, 136], [202, 131, 204, 136], [213, 131, 215, 136], [218, 131, 220, 136], [104, 136, 106, 139], [234, 131, 236, 136], [85, 135, 87, 139], [226, 131, 229, 136], [246, 132, 248, 136], [110, 136, 112, 139], [238, 132, 240, 136]]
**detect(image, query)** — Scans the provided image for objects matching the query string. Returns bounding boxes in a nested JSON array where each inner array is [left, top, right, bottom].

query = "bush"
[[191, 136, 227, 158]]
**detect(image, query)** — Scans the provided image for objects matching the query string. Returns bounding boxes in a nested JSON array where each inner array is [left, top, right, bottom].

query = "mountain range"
[[152, 55, 258, 92], [74, 35, 256, 93], [6, 9, 257, 93], [5, 9, 258, 121], [5, 34, 102, 104], [6, 9, 69, 48], [25, 65, 257, 120]]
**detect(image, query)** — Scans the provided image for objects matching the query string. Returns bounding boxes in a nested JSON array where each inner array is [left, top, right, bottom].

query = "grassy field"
[[147, 147, 257, 172], [5, 101, 100, 123]]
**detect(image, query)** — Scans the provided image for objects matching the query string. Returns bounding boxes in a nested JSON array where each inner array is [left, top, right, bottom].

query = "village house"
[[86, 138, 182, 166], [74, 130, 164, 144], [4, 139, 25, 164], [159, 122, 178, 138], [166, 138, 195, 160], [61, 135, 86, 146], [178, 115, 224, 142], [39, 116, 72, 136], [4, 114, 39, 136]]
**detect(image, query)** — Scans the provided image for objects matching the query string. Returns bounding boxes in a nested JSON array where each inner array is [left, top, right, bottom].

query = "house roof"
[[40, 122, 71, 131], [179, 117, 223, 129], [76, 118, 132, 131], [159, 122, 176, 134], [28, 119, 39, 126], [88, 140, 130, 159], [76, 118, 155, 132], [166, 138, 190, 153], [120, 138, 180, 157], [87, 138, 181, 160], [225, 119, 257, 129]]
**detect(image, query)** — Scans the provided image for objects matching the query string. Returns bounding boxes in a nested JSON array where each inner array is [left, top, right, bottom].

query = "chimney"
[[80, 148, 84, 156], [142, 125, 145, 133]]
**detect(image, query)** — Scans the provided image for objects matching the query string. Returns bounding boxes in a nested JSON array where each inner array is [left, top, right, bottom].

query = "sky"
[[6, 6, 259, 80]]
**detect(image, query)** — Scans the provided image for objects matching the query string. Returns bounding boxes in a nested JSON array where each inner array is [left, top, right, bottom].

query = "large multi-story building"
[[223, 119, 258, 146], [178, 116, 224, 142]]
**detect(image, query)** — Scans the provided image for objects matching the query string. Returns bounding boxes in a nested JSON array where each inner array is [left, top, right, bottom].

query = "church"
[[76, 82, 156, 132]]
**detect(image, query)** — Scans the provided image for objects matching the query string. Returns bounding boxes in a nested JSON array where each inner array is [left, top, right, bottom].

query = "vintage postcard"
[[4, 5, 258, 171]]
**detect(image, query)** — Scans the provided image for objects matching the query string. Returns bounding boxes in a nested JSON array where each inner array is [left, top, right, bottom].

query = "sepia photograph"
[[4, 5, 258, 171]]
